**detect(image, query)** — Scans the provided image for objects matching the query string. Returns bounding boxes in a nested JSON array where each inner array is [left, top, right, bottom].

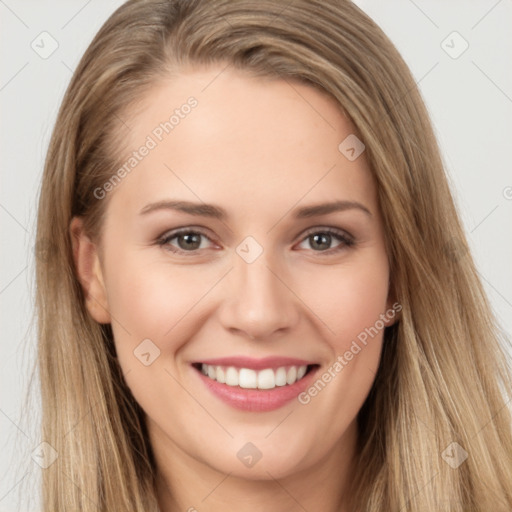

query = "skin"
[[72, 65, 395, 512]]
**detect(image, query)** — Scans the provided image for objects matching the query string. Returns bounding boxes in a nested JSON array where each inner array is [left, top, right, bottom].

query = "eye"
[[157, 229, 215, 254], [296, 228, 354, 254], [156, 226, 355, 256]]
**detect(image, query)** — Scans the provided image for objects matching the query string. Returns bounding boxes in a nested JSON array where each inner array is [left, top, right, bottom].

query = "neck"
[[152, 420, 358, 512]]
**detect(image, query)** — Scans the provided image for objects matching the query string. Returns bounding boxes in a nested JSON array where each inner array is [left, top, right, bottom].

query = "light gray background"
[[1, 1, 511, 510]]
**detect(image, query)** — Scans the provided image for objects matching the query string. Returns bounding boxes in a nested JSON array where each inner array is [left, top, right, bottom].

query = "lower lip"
[[193, 365, 319, 412]]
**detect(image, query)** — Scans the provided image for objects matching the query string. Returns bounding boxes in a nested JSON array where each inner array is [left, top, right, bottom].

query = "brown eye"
[[176, 232, 202, 250]]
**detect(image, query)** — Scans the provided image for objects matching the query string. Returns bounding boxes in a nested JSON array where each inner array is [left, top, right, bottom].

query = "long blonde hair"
[[34, 0, 512, 510]]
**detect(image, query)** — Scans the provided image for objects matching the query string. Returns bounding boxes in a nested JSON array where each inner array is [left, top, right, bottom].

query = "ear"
[[70, 217, 111, 324]]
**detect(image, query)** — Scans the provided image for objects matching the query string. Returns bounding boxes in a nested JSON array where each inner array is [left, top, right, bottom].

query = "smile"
[[199, 363, 310, 390], [191, 357, 320, 412]]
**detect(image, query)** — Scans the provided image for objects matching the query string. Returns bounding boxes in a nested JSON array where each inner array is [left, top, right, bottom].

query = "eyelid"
[[297, 225, 354, 242], [293, 226, 355, 253], [156, 225, 355, 254], [156, 227, 218, 252]]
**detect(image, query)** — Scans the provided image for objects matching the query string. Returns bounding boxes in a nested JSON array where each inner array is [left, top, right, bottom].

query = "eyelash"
[[156, 227, 355, 256]]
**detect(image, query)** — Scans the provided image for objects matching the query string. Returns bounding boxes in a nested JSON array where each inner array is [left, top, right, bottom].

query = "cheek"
[[105, 250, 216, 339], [103, 252, 210, 409], [105, 244, 389, 359], [298, 257, 390, 348], [293, 263, 388, 441], [293, 252, 389, 406]]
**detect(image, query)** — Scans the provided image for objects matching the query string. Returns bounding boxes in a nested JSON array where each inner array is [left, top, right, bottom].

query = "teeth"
[[199, 364, 309, 389], [239, 368, 257, 389], [286, 366, 297, 385], [257, 368, 275, 389], [216, 366, 226, 384], [225, 366, 238, 386], [275, 367, 287, 386]]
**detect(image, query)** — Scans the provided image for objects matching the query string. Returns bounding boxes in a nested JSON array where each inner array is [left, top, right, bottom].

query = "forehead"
[[108, 65, 377, 219]]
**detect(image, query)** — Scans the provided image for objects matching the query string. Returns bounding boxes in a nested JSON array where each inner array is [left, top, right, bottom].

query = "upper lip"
[[194, 356, 316, 370]]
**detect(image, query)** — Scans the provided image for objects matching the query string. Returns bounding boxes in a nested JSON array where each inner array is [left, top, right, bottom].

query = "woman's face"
[[76, 65, 395, 481]]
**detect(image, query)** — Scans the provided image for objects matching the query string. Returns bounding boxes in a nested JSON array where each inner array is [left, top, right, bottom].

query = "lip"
[[192, 362, 320, 412], [194, 356, 315, 370]]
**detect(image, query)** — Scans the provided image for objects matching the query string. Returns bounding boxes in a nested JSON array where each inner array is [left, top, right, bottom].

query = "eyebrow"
[[139, 199, 372, 219]]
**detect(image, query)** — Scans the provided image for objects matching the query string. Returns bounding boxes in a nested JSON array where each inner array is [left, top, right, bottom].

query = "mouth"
[[191, 362, 318, 390], [190, 357, 320, 411]]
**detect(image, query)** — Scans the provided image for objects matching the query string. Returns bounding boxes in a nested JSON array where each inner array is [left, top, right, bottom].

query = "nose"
[[217, 250, 300, 341]]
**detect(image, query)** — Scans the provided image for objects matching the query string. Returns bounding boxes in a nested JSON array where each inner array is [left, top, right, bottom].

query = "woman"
[[35, 0, 512, 510]]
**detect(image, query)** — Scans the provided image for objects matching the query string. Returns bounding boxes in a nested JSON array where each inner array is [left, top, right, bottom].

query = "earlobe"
[[70, 217, 111, 324]]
